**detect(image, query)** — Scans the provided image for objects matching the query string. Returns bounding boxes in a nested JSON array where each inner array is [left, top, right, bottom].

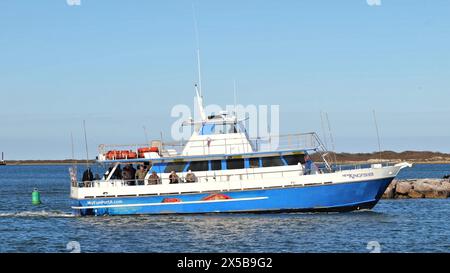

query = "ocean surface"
[[0, 164, 449, 253]]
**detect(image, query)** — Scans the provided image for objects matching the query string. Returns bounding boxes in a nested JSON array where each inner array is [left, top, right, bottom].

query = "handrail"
[[73, 161, 398, 189]]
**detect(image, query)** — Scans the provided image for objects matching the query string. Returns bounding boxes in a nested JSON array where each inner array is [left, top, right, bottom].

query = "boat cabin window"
[[248, 158, 260, 168], [283, 154, 306, 166], [200, 123, 238, 135], [210, 160, 222, 171], [164, 162, 188, 173], [188, 161, 209, 172], [261, 156, 285, 168], [226, 158, 245, 170]]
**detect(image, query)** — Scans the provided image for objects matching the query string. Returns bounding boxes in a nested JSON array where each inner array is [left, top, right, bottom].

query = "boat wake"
[[0, 210, 75, 218]]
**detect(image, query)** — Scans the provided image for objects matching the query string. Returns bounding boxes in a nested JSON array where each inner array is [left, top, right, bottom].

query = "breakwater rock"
[[383, 179, 450, 199]]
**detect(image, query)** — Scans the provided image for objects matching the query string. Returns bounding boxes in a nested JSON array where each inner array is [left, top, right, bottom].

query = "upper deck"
[[97, 132, 331, 165]]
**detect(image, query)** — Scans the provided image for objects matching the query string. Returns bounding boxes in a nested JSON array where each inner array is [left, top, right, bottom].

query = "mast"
[[192, 4, 207, 123], [195, 84, 207, 121], [193, 3, 202, 97], [196, 49, 203, 98]]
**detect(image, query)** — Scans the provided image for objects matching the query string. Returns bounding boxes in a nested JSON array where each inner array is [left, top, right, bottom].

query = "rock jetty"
[[382, 179, 450, 199]]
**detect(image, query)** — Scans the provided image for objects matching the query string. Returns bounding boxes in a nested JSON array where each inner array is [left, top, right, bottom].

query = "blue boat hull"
[[72, 177, 393, 216]]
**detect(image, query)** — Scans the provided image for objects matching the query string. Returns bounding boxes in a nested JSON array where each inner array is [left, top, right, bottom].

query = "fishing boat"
[[69, 88, 411, 216]]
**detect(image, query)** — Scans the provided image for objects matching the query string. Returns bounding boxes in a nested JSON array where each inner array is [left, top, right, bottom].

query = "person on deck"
[[128, 164, 136, 180], [122, 165, 134, 185], [135, 165, 147, 185], [169, 171, 180, 184], [82, 167, 94, 187], [111, 165, 122, 180], [148, 171, 160, 185], [185, 170, 197, 183], [304, 155, 313, 175]]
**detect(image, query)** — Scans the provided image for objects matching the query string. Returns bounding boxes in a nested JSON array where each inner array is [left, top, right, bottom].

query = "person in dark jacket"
[[169, 171, 180, 184], [128, 164, 136, 181], [112, 165, 122, 180], [82, 167, 94, 187], [122, 164, 136, 185]]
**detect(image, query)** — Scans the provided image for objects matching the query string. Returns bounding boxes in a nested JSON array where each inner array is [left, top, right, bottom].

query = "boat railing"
[[98, 132, 326, 159], [72, 160, 401, 189], [72, 167, 316, 188], [329, 161, 396, 171]]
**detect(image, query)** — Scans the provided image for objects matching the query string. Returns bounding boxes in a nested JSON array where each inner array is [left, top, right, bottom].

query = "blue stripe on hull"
[[72, 178, 393, 216]]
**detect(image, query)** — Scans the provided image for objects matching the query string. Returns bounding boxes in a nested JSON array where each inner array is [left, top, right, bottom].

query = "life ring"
[[127, 152, 138, 159], [162, 198, 182, 203], [202, 193, 231, 201]]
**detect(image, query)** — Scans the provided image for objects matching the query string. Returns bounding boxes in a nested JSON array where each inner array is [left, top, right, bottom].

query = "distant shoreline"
[[1, 160, 95, 166], [2, 151, 450, 165]]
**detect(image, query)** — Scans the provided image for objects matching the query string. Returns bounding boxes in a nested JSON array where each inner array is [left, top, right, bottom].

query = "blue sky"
[[1, 0, 449, 159]]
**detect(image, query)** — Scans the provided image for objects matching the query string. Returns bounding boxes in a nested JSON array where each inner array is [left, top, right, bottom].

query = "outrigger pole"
[[83, 120, 90, 168], [325, 112, 337, 166], [143, 126, 149, 144], [373, 110, 382, 164], [233, 80, 238, 119], [70, 132, 75, 165], [69, 131, 78, 185]]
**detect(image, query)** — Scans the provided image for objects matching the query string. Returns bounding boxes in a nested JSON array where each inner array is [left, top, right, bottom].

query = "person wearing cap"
[[148, 171, 160, 185]]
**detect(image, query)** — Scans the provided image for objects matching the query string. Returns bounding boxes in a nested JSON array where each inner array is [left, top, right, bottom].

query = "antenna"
[[373, 110, 382, 164], [82, 120, 90, 168], [192, 3, 202, 97]]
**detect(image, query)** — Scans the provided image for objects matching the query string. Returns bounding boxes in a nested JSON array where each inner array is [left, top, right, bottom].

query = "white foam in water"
[[0, 210, 75, 218]]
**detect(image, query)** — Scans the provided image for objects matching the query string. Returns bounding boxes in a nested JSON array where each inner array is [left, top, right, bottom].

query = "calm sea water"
[[0, 164, 449, 253]]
